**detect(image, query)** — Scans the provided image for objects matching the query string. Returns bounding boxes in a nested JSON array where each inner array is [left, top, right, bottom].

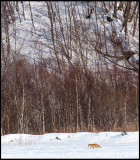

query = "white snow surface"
[[1, 131, 139, 158]]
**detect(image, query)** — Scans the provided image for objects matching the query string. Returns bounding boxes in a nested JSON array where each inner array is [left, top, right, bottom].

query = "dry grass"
[[110, 123, 139, 132]]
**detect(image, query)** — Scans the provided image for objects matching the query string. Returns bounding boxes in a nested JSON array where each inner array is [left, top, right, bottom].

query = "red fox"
[[88, 144, 102, 149]]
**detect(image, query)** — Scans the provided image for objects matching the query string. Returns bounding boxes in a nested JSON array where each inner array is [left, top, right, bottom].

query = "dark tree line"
[[1, 56, 139, 135]]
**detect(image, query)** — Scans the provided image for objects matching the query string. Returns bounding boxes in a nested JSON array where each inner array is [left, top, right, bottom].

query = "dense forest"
[[1, 1, 139, 135]]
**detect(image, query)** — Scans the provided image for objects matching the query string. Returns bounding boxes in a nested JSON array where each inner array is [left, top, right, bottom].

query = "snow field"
[[1, 131, 139, 158]]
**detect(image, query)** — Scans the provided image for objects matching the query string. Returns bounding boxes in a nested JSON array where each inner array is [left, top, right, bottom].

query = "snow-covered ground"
[[1, 131, 139, 158]]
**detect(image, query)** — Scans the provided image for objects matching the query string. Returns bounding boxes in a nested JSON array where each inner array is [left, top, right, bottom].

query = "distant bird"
[[121, 132, 127, 136], [86, 15, 91, 19], [107, 16, 113, 22], [123, 51, 135, 60], [56, 136, 61, 140], [86, 8, 93, 19]]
